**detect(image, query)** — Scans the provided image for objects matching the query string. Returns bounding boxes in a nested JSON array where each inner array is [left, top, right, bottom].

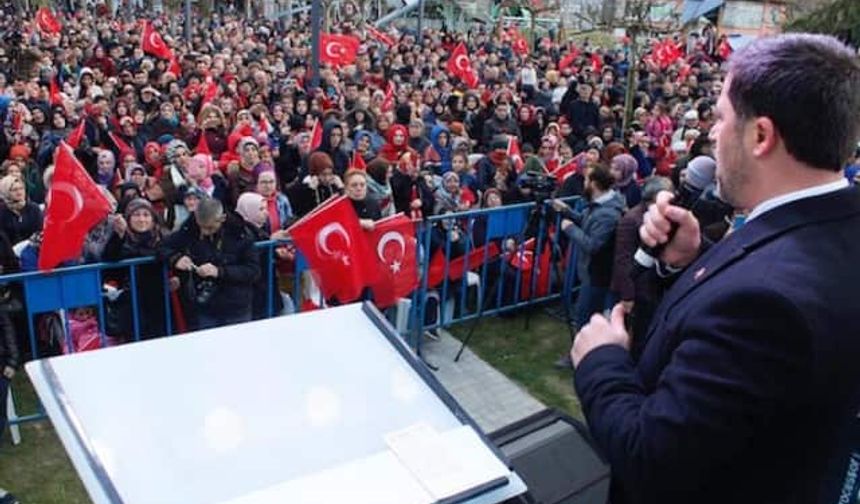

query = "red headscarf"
[[378, 124, 411, 163]]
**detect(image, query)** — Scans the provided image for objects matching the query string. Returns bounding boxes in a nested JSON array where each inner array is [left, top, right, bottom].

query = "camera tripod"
[[454, 198, 576, 362]]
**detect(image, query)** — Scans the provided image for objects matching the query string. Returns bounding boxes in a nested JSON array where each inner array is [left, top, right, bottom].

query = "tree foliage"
[[784, 0, 860, 47]]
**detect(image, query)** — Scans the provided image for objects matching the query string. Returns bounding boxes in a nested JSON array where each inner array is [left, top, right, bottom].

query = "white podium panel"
[[27, 303, 526, 504]]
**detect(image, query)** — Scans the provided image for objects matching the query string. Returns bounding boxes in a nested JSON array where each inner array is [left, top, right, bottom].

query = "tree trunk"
[[622, 35, 638, 133]]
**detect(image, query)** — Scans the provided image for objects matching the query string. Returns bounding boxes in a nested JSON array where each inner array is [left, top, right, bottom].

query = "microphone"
[[639, 156, 716, 260]]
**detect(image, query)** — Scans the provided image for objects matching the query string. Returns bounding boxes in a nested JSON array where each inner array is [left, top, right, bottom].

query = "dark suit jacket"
[[574, 186, 860, 504]]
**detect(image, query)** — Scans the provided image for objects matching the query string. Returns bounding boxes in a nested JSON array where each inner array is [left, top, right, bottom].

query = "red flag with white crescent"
[[309, 118, 323, 150], [35, 7, 62, 34], [49, 74, 62, 106], [427, 242, 500, 289], [507, 136, 525, 173], [39, 142, 112, 270], [446, 42, 475, 84], [141, 21, 173, 60], [287, 195, 373, 302], [350, 150, 366, 171], [67, 119, 86, 149], [367, 214, 419, 308], [320, 33, 360, 67], [366, 25, 395, 48]]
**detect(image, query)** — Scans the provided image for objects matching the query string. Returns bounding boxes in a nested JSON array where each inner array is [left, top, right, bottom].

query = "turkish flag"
[[168, 56, 182, 77], [201, 77, 219, 106], [552, 158, 578, 181], [196, 132, 211, 156], [309, 118, 323, 150], [590, 53, 603, 73], [350, 150, 366, 171], [39, 142, 112, 270], [427, 243, 500, 289], [287, 195, 373, 302], [508, 237, 553, 299], [108, 132, 134, 157], [446, 43, 474, 83], [559, 45, 580, 72], [320, 33, 360, 67], [510, 29, 529, 56], [49, 74, 62, 106], [368, 214, 418, 308], [366, 25, 395, 48], [67, 119, 86, 149], [141, 21, 173, 60], [36, 8, 62, 34], [507, 136, 525, 173]]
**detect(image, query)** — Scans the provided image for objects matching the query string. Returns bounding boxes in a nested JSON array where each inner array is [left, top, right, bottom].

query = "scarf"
[[366, 176, 393, 217], [265, 194, 282, 232]]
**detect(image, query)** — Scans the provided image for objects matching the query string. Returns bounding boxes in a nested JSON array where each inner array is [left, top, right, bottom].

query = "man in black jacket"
[[561, 83, 599, 139], [160, 198, 261, 330]]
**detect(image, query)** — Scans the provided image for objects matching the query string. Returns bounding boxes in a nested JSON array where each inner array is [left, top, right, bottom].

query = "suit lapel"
[[645, 186, 860, 340]]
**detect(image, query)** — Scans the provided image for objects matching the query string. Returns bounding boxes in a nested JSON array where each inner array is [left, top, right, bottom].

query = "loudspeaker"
[[490, 409, 611, 504]]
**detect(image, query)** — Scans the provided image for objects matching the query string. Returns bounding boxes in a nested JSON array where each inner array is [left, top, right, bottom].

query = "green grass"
[[449, 306, 584, 422], [0, 308, 580, 502], [0, 373, 91, 504]]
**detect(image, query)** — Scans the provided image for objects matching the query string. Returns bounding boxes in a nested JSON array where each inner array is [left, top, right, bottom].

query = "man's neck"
[[746, 165, 845, 211]]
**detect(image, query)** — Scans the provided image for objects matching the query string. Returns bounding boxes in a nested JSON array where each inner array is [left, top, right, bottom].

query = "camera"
[[193, 278, 219, 306], [518, 171, 557, 201]]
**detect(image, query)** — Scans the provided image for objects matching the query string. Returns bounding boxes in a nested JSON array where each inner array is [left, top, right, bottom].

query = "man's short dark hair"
[[588, 167, 615, 192], [727, 34, 860, 171]]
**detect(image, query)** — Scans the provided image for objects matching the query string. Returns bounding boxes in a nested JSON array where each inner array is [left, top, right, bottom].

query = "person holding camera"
[[551, 166, 625, 368], [571, 35, 860, 504], [160, 198, 260, 330]]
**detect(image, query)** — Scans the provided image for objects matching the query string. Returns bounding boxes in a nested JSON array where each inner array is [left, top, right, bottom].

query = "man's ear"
[[751, 116, 779, 158]]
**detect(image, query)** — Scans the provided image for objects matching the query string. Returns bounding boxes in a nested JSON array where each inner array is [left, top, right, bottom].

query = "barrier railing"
[[3, 197, 582, 431]]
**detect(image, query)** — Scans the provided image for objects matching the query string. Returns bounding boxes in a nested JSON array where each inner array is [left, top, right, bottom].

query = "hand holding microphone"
[[639, 191, 701, 269]]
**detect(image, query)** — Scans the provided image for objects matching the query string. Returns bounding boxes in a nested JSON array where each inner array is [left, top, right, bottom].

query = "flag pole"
[[311, 0, 322, 90], [184, 0, 191, 43]]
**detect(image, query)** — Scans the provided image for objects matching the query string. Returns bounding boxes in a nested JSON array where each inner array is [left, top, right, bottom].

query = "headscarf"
[[434, 171, 461, 214], [611, 153, 638, 188], [0, 175, 24, 210], [236, 192, 266, 228], [96, 149, 116, 186], [164, 139, 189, 166], [123, 198, 161, 245], [186, 154, 215, 191], [378, 124, 409, 163], [429, 125, 453, 175]]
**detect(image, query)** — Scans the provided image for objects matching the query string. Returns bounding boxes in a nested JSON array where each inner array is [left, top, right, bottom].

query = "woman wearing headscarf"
[[235, 192, 284, 320], [185, 153, 230, 206], [0, 175, 42, 246], [159, 139, 193, 231], [378, 124, 417, 164], [95, 149, 119, 189], [286, 151, 344, 218], [103, 198, 168, 340], [143, 142, 164, 178], [191, 104, 229, 161], [353, 130, 377, 164], [610, 153, 641, 208], [315, 120, 350, 176], [538, 134, 560, 174], [434, 172, 465, 215], [517, 104, 542, 150], [423, 125, 453, 176], [365, 158, 394, 218], [255, 170, 293, 233]]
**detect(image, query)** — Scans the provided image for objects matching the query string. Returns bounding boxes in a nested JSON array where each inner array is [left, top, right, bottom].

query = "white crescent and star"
[[316, 222, 352, 265], [454, 54, 470, 72], [377, 231, 406, 273], [149, 32, 165, 51], [50, 182, 84, 223], [324, 42, 345, 59]]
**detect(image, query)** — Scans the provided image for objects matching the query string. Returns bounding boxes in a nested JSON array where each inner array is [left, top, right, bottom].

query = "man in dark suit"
[[571, 34, 860, 504]]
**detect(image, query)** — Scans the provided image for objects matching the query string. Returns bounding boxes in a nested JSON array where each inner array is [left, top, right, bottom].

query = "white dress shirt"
[[745, 178, 849, 222]]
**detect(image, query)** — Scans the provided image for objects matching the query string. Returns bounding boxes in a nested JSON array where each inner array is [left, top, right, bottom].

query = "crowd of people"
[[0, 0, 860, 484]]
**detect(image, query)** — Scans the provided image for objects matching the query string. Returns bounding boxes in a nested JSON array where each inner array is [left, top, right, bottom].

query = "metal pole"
[[311, 0, 322, 89], [417, 0, 425, 46], [184, 0, 192, 43]]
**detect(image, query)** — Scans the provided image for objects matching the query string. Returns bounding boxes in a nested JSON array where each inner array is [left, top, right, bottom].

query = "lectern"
[[27, 303, 526, 504]]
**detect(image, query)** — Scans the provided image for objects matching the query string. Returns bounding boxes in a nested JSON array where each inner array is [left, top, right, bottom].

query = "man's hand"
[[3, 365, 14, 379], [359, 219, 375, 231], [551, 198, 569, 213], [196, 263, 219, 278], [639, 191, 701, 268], [410, 199, 423, 210], [175, 255, 194, 271], [113, 215, 128, 237], [572, 304, 630, 368]]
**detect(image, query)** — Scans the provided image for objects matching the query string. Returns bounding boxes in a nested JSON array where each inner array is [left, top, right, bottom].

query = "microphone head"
[[685, 155, 717, 191]]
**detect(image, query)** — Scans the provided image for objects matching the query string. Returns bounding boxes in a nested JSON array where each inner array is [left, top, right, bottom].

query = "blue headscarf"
[[429, 125, 453, 175]]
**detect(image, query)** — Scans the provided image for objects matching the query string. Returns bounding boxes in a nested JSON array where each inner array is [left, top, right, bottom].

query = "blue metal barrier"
[[4, 199, 583, 430]]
